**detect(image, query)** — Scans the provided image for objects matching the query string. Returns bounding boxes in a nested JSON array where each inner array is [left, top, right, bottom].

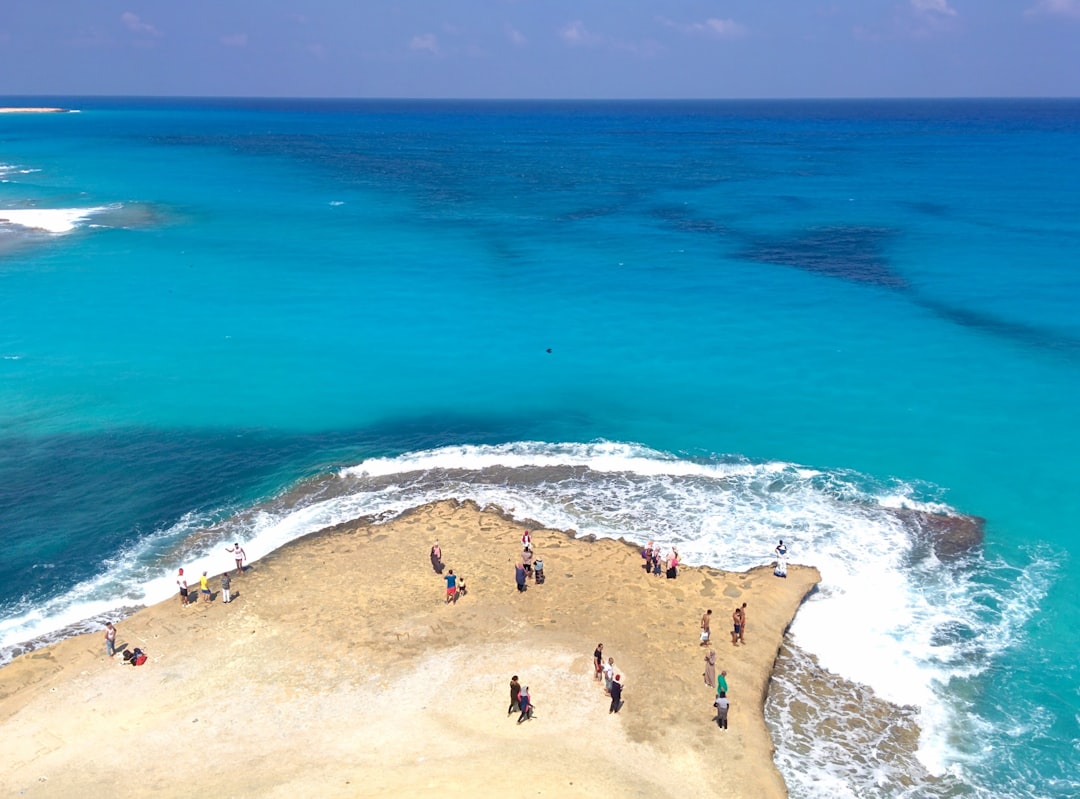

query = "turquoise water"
[[1, 98, 1078, 797]]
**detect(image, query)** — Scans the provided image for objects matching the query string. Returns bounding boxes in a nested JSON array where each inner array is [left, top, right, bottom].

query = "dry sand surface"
[[0, 500, 819, 798]]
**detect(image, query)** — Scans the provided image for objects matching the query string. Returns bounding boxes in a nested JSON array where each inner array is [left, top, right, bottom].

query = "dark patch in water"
[[555, 206, 621, 222], [735, 223, 1080, 356], [648, 205, 729, 235], [737, 226, 905, 287], [889, 507, 985, 560], [914, 296, 1080, 355], [903, 200, 950, 218], [776, 194, 811, 209]]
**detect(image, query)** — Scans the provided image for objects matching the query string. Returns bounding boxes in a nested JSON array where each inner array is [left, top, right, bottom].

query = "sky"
[[0, 1, 1078, 99]]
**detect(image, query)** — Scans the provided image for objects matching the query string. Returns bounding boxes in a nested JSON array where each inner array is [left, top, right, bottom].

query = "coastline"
[[0, 499, 820, 798], [0, 107, 71, 113]]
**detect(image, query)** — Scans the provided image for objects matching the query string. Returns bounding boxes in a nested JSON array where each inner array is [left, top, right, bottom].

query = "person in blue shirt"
[[444, 569, 458, 604]]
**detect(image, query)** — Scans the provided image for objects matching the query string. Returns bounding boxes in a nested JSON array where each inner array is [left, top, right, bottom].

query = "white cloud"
[[659, 16, 747, 38], [220, 33, 248, 48], [911, 0, 957, 16], [559, 19, 661, 55], [409, 33, 439, 54], [1025, 0, 1080, 17], [506, 25, 527, 46], [560, 20, 597, 45], [120, 12, 161, 37]]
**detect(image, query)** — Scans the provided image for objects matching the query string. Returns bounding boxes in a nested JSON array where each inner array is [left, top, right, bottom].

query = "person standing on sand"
[[603, 657, 616, 695], [717, 670, 728, 696], [177, 568, 189, 606], [521, 530, 532, 549], [666, 548, 679, 578], [226, 543, 246, 576], [200, 571, 211, 603], [507, 678, 520, 712], [515, 562, 527, 592], [508, 675, 521, 715], [594, 644, 604, 681], [700, 609, 712, 645], [444, 569, 458, 604], [609, 675, 623, 714], [731, 606, 743, 646], [430, 541, 444, 574], [714, 690, 730, 729], [104, 622, 116, 657], [703, 649, 716, 688], [774, 540, 788, 578], [220, 571, 231, 604], [522, 546, 534, 578], [517, 686, 533, 723], [738, 602, 747, 644]]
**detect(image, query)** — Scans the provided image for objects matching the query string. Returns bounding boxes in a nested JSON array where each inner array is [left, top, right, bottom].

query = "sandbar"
[[0, 107, 71, 114], [0, 500, 819, 798]]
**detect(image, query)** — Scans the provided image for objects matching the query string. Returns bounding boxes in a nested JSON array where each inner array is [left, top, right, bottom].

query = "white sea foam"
[[0, 440, 1052, 797], [0, 205, 115, 233]]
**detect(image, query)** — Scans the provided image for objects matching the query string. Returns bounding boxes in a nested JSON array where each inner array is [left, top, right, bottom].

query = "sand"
[[0, 500, 820, 798], [0, 108, 70, 113]]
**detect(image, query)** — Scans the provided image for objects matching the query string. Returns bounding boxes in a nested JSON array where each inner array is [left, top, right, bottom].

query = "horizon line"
[[2, 94, 1080, 103]]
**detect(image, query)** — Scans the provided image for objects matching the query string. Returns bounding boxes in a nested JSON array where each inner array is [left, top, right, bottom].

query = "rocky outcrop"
[[890, 508, 985, 560]]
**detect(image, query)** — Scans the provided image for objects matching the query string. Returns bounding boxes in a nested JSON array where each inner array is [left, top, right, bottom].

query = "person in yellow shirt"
[[200, 571, 211, 603]]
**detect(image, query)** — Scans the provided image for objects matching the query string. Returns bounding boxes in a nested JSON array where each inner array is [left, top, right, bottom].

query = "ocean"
[[1, 97, 1077, 797]]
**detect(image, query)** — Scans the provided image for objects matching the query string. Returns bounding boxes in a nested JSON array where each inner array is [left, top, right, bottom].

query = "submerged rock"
[[890, 508, 985, 560]]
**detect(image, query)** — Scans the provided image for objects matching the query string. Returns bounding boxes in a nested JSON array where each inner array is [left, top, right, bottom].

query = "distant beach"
[[0, 107, 70, 113]]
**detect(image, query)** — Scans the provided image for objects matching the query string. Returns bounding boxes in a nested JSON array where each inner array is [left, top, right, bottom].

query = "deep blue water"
[[1, 98, 1078, 797]]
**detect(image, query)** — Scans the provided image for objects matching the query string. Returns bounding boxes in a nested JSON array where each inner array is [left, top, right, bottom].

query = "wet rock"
[[890, 508, 985, 560]]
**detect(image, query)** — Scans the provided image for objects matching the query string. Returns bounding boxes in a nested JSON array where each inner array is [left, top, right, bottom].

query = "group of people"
[[508, 675, 534, 723], [103, 623, 148, 666], [175, 542, 246, 607], [593, 643, 625, 714], [703, 603, 748, 650], [515, 530, 545, 592], [703, 650, 731, 729], [731, 603, 747, 646], [105, 542, 249, 663], [640, 541, 680, 579], [431, 541, 468, 603]]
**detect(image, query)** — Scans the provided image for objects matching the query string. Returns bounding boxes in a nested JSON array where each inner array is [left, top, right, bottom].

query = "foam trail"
[[0, 206, 115, 233]]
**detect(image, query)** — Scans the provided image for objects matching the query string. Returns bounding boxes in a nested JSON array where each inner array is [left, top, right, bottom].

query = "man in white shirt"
[[715, 691, 730, 729], [603, 658, 615, 695]]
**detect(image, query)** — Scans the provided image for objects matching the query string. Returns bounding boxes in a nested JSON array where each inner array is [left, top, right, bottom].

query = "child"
[[517, 686, 533, 723]]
